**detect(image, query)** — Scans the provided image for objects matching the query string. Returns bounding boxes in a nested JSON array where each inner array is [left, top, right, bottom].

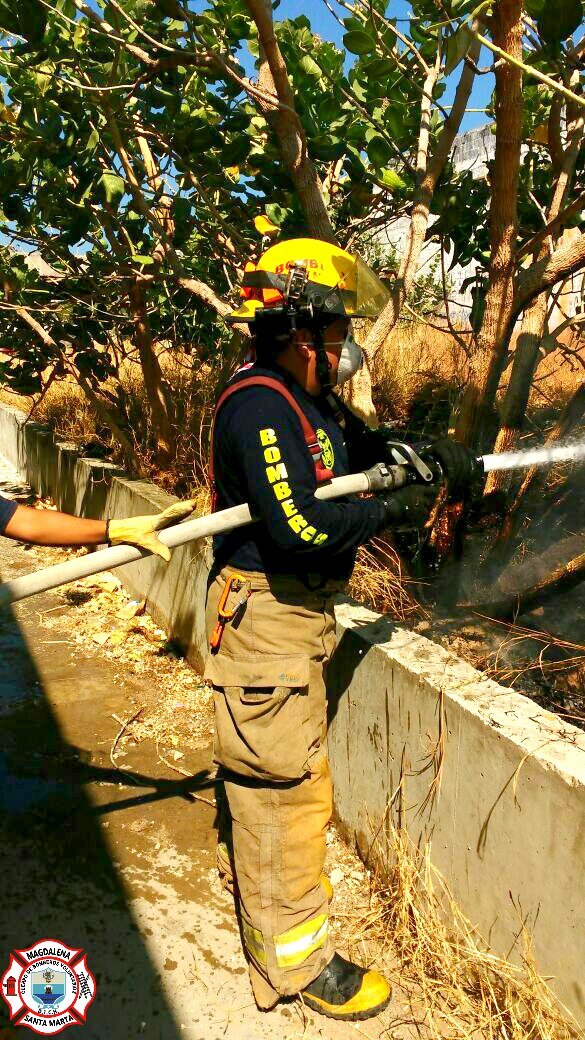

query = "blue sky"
[[81, 0, 496, 132], [194, 0, 494, 133], [272, 0, 494, 132]]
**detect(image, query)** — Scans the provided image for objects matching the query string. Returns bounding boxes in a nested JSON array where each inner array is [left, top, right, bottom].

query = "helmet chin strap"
[[313, 325, 333, 394]]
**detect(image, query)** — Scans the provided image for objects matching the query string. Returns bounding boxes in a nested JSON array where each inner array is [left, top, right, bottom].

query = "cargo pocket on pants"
[[205, 654, 311, 782]]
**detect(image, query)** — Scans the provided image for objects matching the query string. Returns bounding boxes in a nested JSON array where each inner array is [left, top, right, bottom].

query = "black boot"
[[301, 952, 391, 1021]]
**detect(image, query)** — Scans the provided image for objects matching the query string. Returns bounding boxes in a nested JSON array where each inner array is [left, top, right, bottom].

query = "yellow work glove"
[[107, 499, 197, 563]]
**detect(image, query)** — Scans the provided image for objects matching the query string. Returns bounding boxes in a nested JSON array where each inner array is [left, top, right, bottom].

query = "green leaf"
[[342, 15, 364, 32], [154, 0, 179, 14], [378, 168, 407, 192], [3, 195, 26, 221], [0, 0, 46, 43], [300, 54, 322, 78], [265, 202, 287, 226], [450, 0, 477, 14], [131, 254, 155, 265], [86, 128, 100, 155], [222, 136, 250, 166], [73, 22, 86, 51], [366, 134, 392, 167], [365, 57, 395, 79], [99, 172, 125, 207], [386, 107, 405, 140], [537, 0, 582, 43], [343, 29, 376, 55], [444, 23, 473, 75]]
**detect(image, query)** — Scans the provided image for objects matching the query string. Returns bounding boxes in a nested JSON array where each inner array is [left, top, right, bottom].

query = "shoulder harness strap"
[[209, 374, 335, 512]]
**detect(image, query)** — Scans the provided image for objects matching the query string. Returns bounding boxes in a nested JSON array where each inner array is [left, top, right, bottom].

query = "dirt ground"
[[1, 533, 435, 1039]]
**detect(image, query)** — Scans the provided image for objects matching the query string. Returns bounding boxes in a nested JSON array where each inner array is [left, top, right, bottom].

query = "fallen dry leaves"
[[27, 544, 214, 752]]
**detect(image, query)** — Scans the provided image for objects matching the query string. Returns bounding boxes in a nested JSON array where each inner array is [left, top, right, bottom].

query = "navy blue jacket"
[[212, 364, 387, 582]]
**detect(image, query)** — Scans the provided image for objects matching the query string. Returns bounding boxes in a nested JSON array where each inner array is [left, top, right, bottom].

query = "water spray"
[[481, 439, 585, 475], [1, 439, 583, 606]]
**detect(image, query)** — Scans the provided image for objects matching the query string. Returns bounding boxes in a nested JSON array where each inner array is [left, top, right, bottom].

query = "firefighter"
[[205, 237, 476, 1021], [0, 494, 196, 559]]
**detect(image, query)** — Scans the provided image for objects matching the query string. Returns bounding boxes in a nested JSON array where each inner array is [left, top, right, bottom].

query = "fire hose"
[[2, 437, 583, 607], [0, 462, 411, 606]]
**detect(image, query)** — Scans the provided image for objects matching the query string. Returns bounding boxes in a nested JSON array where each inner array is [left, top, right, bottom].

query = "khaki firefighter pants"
[[204, 566, 343, 1008]]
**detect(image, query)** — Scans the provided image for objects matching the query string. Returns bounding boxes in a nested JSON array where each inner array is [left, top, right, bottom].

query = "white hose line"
[[2, 472, 372, 605]]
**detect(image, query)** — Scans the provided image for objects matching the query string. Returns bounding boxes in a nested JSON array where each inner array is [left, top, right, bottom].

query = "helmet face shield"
[[335, 256, 390, 318], [353, 256, 391, 317]]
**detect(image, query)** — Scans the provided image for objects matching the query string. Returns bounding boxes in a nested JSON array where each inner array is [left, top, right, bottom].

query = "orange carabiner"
[[210, 572, 250, 652]]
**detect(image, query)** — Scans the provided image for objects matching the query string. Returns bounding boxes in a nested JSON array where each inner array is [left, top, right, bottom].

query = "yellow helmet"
[[226, 237, 389, 325]]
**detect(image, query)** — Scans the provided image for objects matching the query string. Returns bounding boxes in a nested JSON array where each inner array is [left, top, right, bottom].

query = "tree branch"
[[517, 192, 585, 261], [515, 231, 585, 316], [363, 32, 481, 359]]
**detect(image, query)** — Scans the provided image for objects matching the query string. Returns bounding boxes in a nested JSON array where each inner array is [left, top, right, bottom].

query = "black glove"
[[380, 484, 437, 530], [429, 438, 479, 494]]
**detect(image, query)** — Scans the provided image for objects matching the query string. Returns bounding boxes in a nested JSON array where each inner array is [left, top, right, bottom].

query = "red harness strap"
[[209, 375, 335, 512]]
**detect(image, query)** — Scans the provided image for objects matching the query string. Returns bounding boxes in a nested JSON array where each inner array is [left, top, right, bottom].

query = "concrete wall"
[[0, 403, 211, 671], [328, 603, 585, 1023], [2, 401, 585, 1025]]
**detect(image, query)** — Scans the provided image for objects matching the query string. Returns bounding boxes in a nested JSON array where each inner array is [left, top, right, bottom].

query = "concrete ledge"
[[2, 402, 585, 1023], [328, 601, 585, 1023], [0, 403, 210, 670]]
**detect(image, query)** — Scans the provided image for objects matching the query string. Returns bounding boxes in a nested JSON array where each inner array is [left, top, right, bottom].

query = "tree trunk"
[[484, 294, 549, 494], [513, 230, 585, 319], [128, 280, 174, 469], [465, 542, 585, 619], [342, 351, 378, 425], [455, 0, 523, 449], [13, 304, 139, 468], [485, 65, 584, 494]]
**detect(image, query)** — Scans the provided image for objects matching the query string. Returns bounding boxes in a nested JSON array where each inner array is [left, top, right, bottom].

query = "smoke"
[[482, 438, 585, 475]]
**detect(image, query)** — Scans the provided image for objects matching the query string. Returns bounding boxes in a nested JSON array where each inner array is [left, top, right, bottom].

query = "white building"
[[374, 123, 583, 327]]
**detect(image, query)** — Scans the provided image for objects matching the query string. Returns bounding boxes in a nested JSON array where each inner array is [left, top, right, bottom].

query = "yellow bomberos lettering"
[[264, 446, 281, 464], [260, 428, 277, 447], [259, 427, 329, 547], [289, 515, 307, 534], [266, 462, 288, 484], [273, 481, 291, 501]]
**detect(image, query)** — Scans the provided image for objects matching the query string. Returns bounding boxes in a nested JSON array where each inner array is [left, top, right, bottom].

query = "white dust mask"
[[334, 333, 363, 386]]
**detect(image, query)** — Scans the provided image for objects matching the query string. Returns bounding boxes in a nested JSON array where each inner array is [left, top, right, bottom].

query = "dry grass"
[[0, 351, 222, 496], [347, 819, 581, 1040], [348, 535, 425, 623], [1, 324, 581, 486], [372, 322, 469, 428], [369, 320, 583, 434], [474, 614, 585, 690]]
